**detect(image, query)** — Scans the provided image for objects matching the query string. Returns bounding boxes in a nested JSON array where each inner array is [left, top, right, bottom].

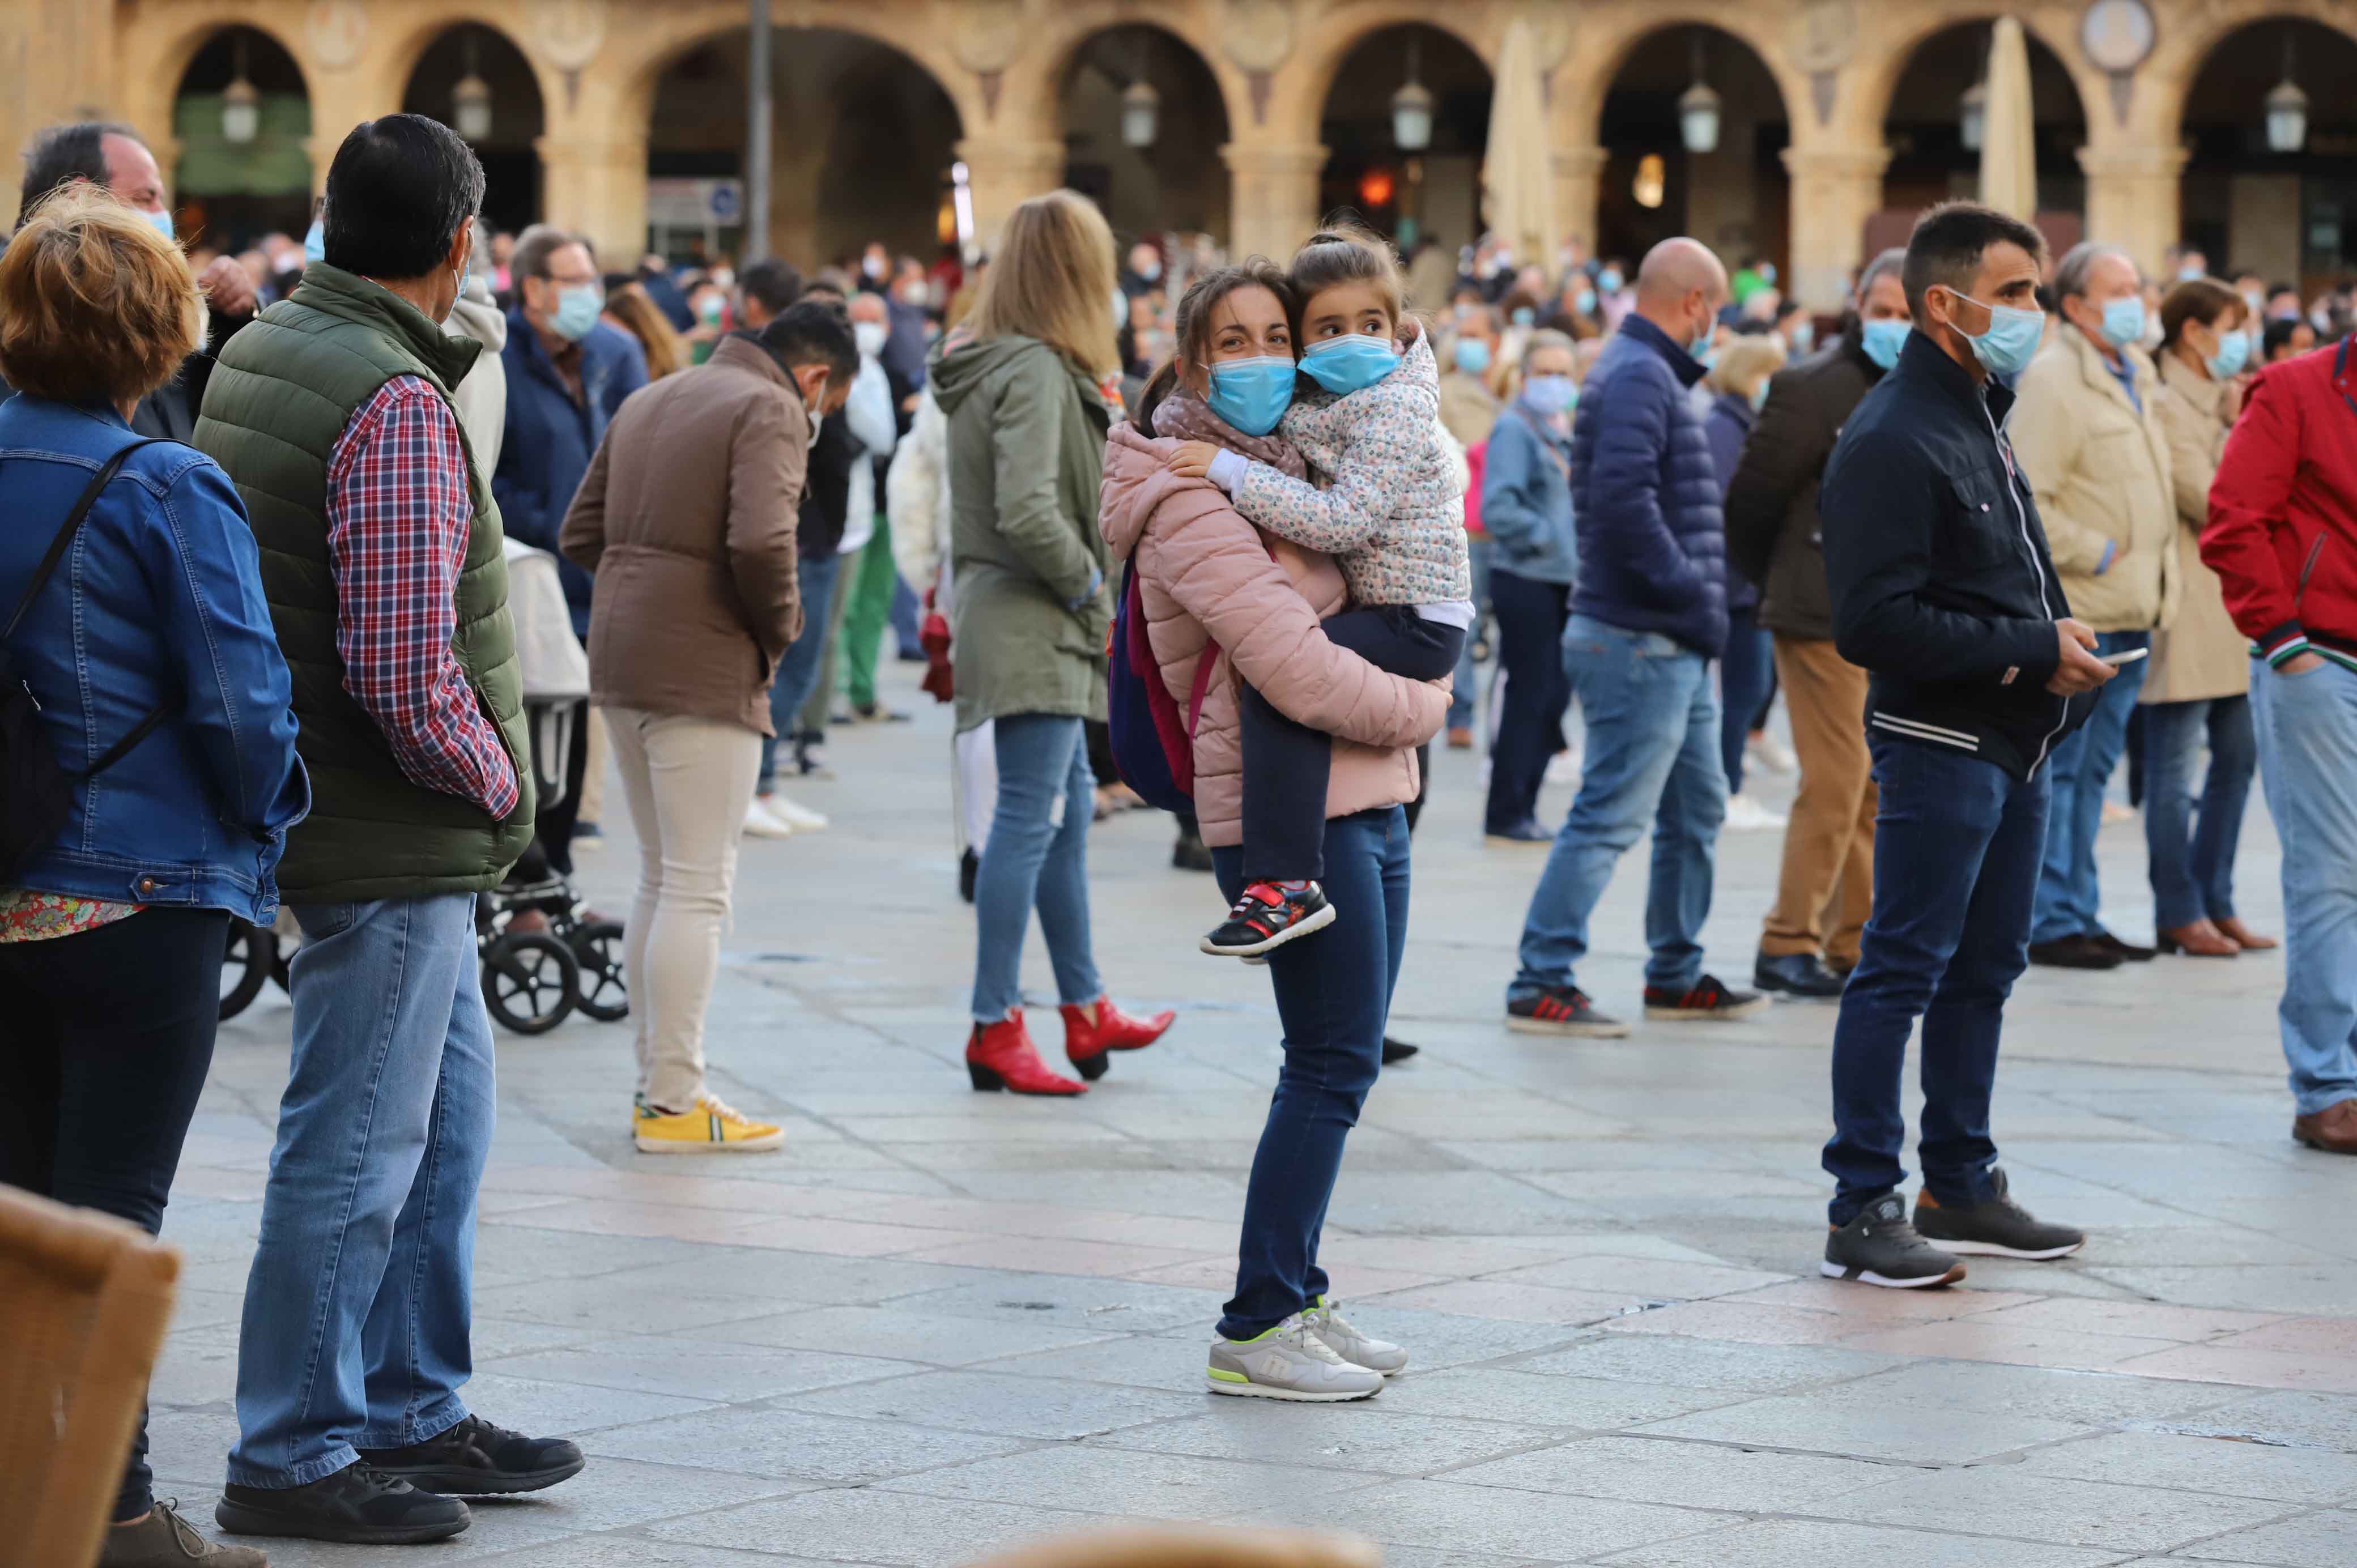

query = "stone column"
[[1551, 145, 1607, 259], [1221, 142, 1326, 265], [538, 135, 650, 272], [956, 137, 1067, 252], [2080, 144, 2190, 278], [1781, 145, 1892, 314]]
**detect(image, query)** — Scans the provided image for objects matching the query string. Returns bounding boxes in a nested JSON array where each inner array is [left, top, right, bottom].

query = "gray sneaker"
[[1823, 1193, 1965, 1289], [1207, 1311, 1385, 1401], [1305, 1296, 1407, 1375]]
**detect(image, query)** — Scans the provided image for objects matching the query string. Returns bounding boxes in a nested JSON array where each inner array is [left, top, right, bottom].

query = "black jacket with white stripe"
[[1820, 331, 2095, 781]]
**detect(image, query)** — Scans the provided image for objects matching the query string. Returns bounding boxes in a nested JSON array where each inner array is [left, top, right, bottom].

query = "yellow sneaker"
[[633, 1094, 784, 1153]]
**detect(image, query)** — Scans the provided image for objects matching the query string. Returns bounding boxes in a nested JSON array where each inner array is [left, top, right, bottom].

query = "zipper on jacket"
[[2295, 533, 2329, 613], [1981, 400, 2070, 777]]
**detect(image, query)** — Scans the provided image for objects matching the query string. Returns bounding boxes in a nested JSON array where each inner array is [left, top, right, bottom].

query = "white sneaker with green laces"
[[1304, 1295, 1408, 1375], [1206, 1310, 1385, 1401]]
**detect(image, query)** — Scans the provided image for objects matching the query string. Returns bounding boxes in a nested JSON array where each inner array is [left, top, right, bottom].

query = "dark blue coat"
[[492, 313, 648, 636], [1703, 391, 1759, 615], [1568, 314, 1729, 656]]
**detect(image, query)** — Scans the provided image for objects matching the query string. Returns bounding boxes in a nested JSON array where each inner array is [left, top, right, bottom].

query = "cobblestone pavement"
[[153, 664, 2357, 1566]]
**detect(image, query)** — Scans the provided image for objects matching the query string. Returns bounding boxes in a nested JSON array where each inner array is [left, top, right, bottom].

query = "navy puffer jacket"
[[1568, 314, 1730, 656]]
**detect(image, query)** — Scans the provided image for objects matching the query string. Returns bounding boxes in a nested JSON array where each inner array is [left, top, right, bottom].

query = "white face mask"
[[854, 321, 888, 359], [1111, 288, 1128, 332]]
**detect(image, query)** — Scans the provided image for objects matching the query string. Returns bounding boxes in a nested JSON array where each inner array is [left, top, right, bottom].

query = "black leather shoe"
[[1381, 1036, 1420, 1064], [1171, 830, 1214, 872], [1754, 952, 1848, 999], [355, 1414, 584, 1497], [2026, 935, 2121, 970], [216, 1464, 468, 1545], [2088, 927, 2156, 962], [1484, 819, 1552, 846]]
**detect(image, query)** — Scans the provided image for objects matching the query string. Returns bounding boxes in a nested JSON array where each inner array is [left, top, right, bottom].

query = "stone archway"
[[1312, 24, 1493, 255], [402, 22, 546, 235], [168, 22, 314, 252], [1057, 24, 1234, 248], [2175, 16, 2357, 296]]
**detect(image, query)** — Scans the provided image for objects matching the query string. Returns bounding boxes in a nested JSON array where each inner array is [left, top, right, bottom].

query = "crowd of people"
[[6, 101, 2357, 1561]]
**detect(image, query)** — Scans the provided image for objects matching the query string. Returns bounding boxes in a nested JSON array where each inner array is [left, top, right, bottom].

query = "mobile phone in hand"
[[2100, 646, 2149, 666]]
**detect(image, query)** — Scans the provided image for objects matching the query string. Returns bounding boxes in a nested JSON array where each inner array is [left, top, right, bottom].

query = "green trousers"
[[837, 513, 901, 711]]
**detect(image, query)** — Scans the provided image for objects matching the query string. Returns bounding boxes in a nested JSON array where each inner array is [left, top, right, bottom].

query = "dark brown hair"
[[0, 184, 201, 403], [1287, 220, 1404, 334], [2160, 276, 2245, 350], [1133, 257, 1296, 430]]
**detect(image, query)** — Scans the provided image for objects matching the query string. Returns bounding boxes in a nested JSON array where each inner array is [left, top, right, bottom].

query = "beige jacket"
[[561, 334, 807, 734], [2145, 352, 2252, 705], [2009, 323, 2181, 634], [1098, 424, 1448, 847]]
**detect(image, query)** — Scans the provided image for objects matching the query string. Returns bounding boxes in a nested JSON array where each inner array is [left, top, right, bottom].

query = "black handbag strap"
[[4, 438, 180, 777]]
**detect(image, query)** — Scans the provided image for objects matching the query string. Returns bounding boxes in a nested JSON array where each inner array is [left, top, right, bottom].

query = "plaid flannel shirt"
[[324, 376, 520, 819]]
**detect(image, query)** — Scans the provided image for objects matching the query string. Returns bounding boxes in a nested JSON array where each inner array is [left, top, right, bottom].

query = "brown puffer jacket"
[[1098, 423, 1448, 847]]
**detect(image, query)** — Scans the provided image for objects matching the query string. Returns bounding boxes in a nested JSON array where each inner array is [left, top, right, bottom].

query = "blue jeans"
[[1824, 738, 2050, 1225], [1484, 567, 1573, 834], [2030, 629, 2148, 943], [2250, 657, 2357, 1114], [1720, 606, 1776, 793], [1446, 534, 1493, 732], [2142, 694, 2256, 930], [758, 552, 843, 792], [229, 893, 494, 1488], [970, 713, 1102, 1022], [1511, 615, 1722, 996], [1213, 807, 1410, 1337]]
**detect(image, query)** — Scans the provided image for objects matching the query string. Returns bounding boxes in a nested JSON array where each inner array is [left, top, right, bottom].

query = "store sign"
[[646, 178, 744, 229]]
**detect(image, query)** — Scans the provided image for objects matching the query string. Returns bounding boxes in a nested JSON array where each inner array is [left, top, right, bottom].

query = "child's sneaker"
[[1201, 882, 1336, 957]]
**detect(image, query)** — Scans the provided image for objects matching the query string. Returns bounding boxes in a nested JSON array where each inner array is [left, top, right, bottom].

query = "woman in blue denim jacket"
[[0, 188, 304, 1568]]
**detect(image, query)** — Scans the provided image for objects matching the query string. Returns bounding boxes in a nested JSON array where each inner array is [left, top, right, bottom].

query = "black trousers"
[[1240, 606, 1464, 882], [522, 708, 593, 881], [1484, 568, 1573, 834], [0, 906, 231, 1522]]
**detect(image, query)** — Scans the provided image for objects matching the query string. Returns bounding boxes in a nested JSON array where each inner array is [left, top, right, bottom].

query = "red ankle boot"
[[967, 1012, 1087, 1096], [1060, 997, 1176, 1081]]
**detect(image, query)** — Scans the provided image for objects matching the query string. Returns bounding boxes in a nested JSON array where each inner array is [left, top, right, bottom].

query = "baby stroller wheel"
[[483, 931, 580, 1035], [568, 921, 629, 1021], [220, 919, 275, 1020]]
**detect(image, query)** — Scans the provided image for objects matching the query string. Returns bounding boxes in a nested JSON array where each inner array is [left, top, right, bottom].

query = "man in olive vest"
[[196, 115, 580, 1547]]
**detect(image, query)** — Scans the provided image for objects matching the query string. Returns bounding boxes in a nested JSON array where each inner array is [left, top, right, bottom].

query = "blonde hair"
[[602, 283, 690, 380], [1710, 334, 1786, 402], [966, 190, 1119, 377], [0, 185, 202, 404]]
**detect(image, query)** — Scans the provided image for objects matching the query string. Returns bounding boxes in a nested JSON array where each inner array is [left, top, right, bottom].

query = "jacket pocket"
[[1939, 471, 2015, 568]]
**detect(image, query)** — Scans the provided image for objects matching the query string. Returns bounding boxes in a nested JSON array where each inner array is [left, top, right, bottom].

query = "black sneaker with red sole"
[[1644, 973, 1772, 1021], [1505, 985, 1630, 1038], [1202, 882, 1336, 957]]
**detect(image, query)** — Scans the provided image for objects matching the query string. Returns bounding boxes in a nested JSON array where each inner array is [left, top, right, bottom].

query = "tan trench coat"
[[2145, 351, 2253, 704]]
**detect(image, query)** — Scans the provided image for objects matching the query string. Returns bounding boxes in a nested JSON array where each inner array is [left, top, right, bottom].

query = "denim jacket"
[[0, 396, 308, 922], [1478, 399, 1579, 587]]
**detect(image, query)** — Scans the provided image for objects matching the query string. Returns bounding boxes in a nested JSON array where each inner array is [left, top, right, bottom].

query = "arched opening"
[[1596, 25, 1790, 282], [1875, 21, 2087, 257], [2178, 18, 2357, 299], [1316, 24, 1491, 254], [402, 23, 547, 236], [646, 29, 962, 271], [1059, 25, 1231, 247], [169, 25, 311, 251]]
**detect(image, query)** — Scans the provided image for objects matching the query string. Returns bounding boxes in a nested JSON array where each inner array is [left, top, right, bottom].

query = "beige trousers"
[[606, 706, 763, 1112], [1760, 636, 1877, 965]]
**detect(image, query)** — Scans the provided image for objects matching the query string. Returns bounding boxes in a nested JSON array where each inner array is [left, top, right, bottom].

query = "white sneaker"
[[1544, 747, 1583, 786], [1206, 1311, 1384, 1401], [743, 799, 795, 839], [1724, 794, 1788, 833], [763, 792, 829, 832], [1747, 731, 1797, 775], [1304, 1295, 1408, 1375]]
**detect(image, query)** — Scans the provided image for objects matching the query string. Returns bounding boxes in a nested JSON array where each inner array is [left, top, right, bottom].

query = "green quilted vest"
[[195, 262, 536, 902]]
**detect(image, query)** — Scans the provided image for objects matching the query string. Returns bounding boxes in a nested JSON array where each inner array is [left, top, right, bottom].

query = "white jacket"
[[888, 386, 952, 607], [838, 353, 898, 556]]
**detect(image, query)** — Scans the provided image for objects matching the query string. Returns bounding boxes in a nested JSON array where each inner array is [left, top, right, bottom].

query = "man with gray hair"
[[1726, 248, 1914, 999], [2010, 240, 2179, 970]]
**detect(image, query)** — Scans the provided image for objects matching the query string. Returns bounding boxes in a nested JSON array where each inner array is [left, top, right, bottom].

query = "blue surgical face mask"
[[1760, 262, 1777, 286], [1788, 321, 1815, 355], [1688, 325, 1718, 370], [1860, 317, 1911, 372], [2241, 289, 2266, 324], [2178, 265, 2203, 282], [146, 206, 176, 242], [1522, 374, 1576, 416], [1944, 288, 2044, 381], [1598, 269, 1623, 293], [1300, 334, 1401, 395], [1453, 338, 1492, 375], [303, 218, 325, 267], [2099, 295, 2147, 350], [1575, 288, 1597, 317], [550, 283, 602, 342], [1204, 355, 1296, 436], [2207, 325, 2252, 380], [1751, 381, 1772, 412], [1511, 306, 1536, 327]]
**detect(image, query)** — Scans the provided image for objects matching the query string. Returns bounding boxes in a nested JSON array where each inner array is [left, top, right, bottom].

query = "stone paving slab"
[[144, 663, 2357, 1565]]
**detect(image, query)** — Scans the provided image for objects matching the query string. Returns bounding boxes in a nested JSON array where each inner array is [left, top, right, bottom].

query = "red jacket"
[[2203, 334, 2357, 667]]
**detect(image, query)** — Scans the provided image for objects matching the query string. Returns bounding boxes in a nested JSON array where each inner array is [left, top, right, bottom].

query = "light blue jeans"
[[758, 551, 843, 792], [2031, 629, 2148, 943], [228, 893, 493, 1488], [1511, 615, 1724, 997], [2249, 657, 2357, 1115], [2142, 693, 2256, 931], [971, 713, 1103, 1022]]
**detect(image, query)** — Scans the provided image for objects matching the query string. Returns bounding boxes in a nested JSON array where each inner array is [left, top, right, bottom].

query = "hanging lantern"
[[1960, 27, 1990, 152], [453, 32, 494, 143], [2266, 33, 2307, 154], [1121, 79, 1161, 149], [1678, 36, 1720, 155], [222, 36, 260, 146], [1391, 35, 1434, 152]]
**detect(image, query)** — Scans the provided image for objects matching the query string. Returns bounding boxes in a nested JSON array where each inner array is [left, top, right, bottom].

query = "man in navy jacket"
[[1505, 238, 1767, 1038], [1815, 202, 2115, 1289]]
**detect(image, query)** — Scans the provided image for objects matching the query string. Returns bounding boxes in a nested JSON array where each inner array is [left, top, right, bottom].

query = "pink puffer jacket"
[[1099, 423, 1449, 847]]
